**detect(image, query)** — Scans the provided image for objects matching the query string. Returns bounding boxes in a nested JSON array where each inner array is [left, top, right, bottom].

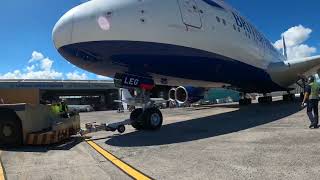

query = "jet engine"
[[175, 86, 205, 104]]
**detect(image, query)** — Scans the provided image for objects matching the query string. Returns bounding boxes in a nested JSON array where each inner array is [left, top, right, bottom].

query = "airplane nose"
[[52, 9, 75, 49]]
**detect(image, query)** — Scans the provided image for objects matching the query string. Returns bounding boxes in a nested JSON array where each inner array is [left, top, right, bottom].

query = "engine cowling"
[[175, 86, 205, 104]]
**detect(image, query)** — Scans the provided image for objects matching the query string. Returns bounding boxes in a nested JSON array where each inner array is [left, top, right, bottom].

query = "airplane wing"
[[268, 55, 320, 87]]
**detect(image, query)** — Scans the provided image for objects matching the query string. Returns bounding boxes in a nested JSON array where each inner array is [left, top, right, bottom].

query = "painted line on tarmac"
[[0, 151, 6, 180], [86, 140, 152, 180]]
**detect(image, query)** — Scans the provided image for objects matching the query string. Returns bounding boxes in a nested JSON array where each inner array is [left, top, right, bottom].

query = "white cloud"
[[0, 70, 22, 79], [0, 51, 87, 80], [22, 70, 63, 79], [40, 58, 53, 71], [66, 71, 88, 80], [97, 75, 112, 80], [0, 69, 63, 79], [29, 51, 45, 63], [287, 44, 316, 60], [26, 65, 35, 72], [273, 25, 317, 59]]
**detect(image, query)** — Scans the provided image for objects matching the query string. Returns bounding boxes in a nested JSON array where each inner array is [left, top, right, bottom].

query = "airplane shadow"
[[105, 101, 302, 147]]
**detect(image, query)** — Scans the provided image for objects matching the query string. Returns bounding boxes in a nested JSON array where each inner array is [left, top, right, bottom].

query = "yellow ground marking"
[[0, 151, 6, 180], [86, 140, 152, 180]]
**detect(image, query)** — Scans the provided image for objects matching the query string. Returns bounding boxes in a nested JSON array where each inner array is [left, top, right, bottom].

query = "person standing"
[[302, 76, 320, 129], [51, 100, 61, 116], [60, 100, 69, 113], [60, 100, 70, 118]]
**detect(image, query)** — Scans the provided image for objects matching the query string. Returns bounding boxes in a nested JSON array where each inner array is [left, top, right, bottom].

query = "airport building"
[[0, 79, 248, 111], [0, 79, 120, 110]]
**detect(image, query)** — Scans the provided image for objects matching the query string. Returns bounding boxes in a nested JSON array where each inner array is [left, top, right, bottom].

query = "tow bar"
[[80, 119, 132, 135]]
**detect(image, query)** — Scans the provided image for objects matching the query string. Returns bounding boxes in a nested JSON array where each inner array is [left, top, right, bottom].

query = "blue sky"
[[228, 0, 320, 48], [0, 0, 319, 80]]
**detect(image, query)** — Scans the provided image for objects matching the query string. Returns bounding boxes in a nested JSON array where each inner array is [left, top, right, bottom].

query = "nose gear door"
[[178, 0, 202, 28]]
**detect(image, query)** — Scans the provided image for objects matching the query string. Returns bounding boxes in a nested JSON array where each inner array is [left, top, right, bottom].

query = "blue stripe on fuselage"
[[58, 41, 285, 93]]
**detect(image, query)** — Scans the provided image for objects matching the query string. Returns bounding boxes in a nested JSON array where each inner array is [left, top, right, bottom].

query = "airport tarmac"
[[1, 99, 320, 180]]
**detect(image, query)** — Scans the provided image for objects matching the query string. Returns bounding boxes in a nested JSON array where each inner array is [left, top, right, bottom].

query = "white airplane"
[[53, 0, 320, 130]]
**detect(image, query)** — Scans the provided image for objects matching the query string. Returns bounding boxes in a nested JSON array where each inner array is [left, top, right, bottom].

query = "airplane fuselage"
[[53, 0, 288, 93]]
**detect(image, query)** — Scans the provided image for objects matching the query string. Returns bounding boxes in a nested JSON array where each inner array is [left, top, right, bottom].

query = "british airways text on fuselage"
[[231, 11, 282, 59]]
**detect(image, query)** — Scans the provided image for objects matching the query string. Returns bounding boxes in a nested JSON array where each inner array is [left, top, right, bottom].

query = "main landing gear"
[[258, 94, 272, 104], [239, 98, 252, 106], [283, 93, 295, 102], [239, 93, 252, 106]]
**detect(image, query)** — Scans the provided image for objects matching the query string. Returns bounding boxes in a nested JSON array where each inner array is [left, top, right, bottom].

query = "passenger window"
[[216, 16, 220, 23], [222, 19, 226, 26]]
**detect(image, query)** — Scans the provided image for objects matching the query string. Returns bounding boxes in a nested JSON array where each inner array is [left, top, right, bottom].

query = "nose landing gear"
[[114, 73, 164, 131], [81, 73, 163, 135]]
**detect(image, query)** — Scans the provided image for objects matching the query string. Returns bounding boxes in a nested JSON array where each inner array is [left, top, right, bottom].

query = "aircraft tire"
[[0, 109, 22, 147], [289, 94, 295, 101], [300, 92, 304, 102], [258, 96, 272, 104], [247, 98, 252, 105], [239, 98, 251, 106], [258, 97, 265, 104], [143, 108, 163, 130], [117, 125, 126, 133], [283, 94, 295, 102], [130, 108, 144, 130]]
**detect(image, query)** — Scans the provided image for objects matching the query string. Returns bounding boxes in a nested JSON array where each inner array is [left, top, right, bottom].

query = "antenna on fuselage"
[[282, 36, 288, 60]]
